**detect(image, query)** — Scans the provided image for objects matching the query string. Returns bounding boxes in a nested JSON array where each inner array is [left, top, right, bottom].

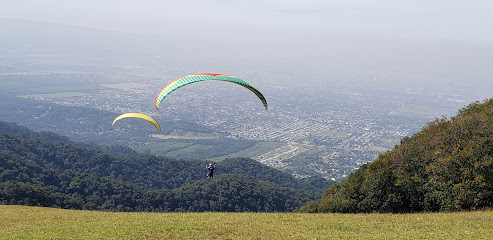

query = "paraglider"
[[112, 112, 161, 133], [207, 163, 215, 178], [154, 73, 268, 110]]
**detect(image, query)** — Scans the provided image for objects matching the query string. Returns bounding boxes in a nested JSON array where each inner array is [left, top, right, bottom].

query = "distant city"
[[30, 67, 468, 181]]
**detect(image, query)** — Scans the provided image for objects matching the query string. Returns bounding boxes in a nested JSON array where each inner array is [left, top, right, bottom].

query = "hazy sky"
[[2, 0, 492, 43], [2, 0, 493, 95]]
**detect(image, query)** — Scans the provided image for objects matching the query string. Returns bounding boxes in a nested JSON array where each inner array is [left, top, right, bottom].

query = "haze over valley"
[[1, 18, 490, 181]]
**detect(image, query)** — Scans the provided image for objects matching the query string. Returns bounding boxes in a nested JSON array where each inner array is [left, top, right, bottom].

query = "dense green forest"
[[0, 121, 332, 212], [299, 99, 493, 213]]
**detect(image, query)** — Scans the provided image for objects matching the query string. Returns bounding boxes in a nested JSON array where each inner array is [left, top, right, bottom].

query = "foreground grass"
[[1, 205, 492, 239]]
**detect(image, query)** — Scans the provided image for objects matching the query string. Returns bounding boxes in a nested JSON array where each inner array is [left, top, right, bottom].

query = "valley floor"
[[1, 205, 492, 239]]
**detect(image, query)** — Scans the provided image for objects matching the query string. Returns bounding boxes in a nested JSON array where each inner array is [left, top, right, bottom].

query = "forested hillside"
[[0, 120, 134, 156], [300, 99, 493, 213], [0, 121, 332, 212]]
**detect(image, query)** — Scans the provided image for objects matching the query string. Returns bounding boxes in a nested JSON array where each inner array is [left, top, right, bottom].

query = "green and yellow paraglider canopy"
[[112, 113, 161, 133], [154, 73, 268, 110]]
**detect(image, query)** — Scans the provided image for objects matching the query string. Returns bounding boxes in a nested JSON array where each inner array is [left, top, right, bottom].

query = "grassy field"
[[135, 141, 194, 155], [316, 129, 348, 139], [208, 142, 285, 162], [18, 92, 91, 98], [1, 205, 492, 239], [137, 140, 285, 162], [164, 144, 215, 158], [394, 104, 458, 117]]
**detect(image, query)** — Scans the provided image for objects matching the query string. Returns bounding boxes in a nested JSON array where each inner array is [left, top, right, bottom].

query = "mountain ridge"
[[0, 120, 332, 212]]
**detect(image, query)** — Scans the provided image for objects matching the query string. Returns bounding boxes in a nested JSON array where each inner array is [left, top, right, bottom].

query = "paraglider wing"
[[112, 113, 161, 133], [154, 73, 268, 110]]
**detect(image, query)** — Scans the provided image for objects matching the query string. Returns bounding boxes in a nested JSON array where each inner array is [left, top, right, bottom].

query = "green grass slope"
[[1, 205, 492, 239]]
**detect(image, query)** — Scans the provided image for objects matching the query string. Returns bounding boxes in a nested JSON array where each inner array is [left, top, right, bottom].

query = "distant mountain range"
[[0, 120, 333, 212], [0, 18, 165, 57]]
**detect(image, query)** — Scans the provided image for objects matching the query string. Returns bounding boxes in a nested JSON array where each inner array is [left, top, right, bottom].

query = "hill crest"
[[300, 99, 493, 213]]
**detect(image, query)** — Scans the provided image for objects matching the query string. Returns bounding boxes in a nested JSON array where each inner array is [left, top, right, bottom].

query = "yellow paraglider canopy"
[[112, 113, 161, 133]]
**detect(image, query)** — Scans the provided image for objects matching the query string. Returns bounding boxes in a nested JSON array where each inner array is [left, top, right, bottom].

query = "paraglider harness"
[[207, 163, 215, 178]]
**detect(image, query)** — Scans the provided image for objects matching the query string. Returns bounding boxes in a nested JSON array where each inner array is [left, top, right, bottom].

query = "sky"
[[2, 0, 492, 43], [1, 0, 493, 95]]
